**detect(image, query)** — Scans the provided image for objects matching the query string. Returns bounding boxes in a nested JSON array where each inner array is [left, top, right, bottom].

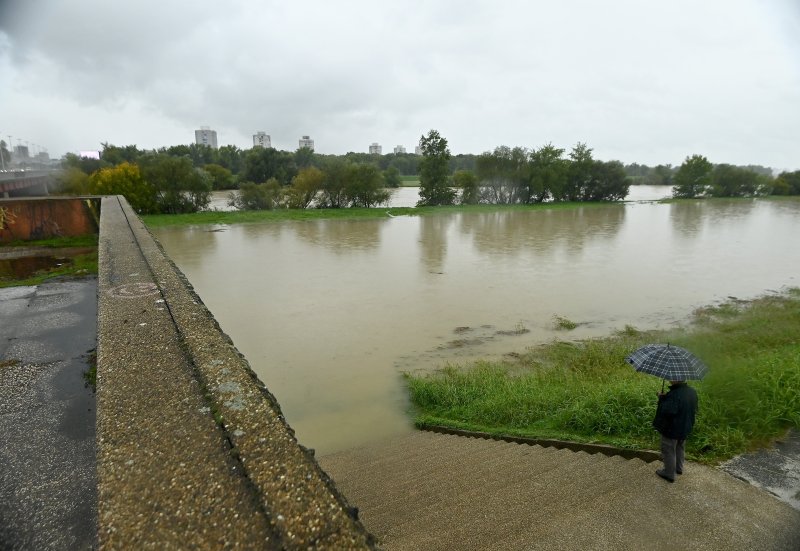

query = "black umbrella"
[[625, 344, 708, 390]]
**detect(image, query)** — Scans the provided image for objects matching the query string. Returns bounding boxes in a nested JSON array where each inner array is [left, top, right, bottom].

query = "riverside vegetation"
[[54, 129, 800, 215], [405, 289, 800, 464]]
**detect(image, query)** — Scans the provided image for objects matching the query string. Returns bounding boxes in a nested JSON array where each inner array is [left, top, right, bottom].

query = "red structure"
[[0, 197, 99, 243]]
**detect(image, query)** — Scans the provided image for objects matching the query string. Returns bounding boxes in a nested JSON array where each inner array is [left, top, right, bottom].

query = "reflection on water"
[[153, 198, 800, 455]]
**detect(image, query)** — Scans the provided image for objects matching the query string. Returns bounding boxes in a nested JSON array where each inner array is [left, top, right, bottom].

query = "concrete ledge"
[[419, 424, 662, 462], [97, 196, 374, 549]]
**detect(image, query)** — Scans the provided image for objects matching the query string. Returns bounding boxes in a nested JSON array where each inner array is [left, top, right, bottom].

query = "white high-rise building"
[[369, 142, 382, 155], [415, 145, 423, 155], [253, 132, 271, 148], [195, 126, 218, 149], [393, 145, 406, 154], [298, 135, 314, 151]]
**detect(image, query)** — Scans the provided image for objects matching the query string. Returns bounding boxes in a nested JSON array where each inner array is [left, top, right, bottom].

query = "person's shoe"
[[676, 469, 683, 475], [656, 469, 675, 483]]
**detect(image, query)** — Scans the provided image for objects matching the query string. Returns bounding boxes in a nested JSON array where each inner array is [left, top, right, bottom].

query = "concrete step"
[[319, 431, 800, 551]]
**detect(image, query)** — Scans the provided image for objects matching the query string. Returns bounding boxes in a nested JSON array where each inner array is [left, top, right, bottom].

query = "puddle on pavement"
[[0, 256, 73, 279], [0, 247, 94, 281]]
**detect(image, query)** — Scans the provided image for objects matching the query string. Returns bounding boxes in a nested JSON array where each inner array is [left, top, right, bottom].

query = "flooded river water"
[[152, 193, 800, 454]]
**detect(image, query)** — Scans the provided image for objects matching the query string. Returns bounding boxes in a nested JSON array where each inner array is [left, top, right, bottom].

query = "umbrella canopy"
[[625, 344, 708, 381]]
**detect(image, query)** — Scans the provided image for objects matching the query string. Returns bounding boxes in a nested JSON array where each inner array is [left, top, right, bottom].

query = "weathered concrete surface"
[[722, 429, 800, 511], [97, 196, 373, 549], [0, 278, 97, 550], [0, 197, 99, 243], [319, 431, 800, 551]]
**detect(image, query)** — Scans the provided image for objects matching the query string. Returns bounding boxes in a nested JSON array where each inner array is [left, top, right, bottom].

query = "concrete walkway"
[[95, 196, 373, 549], [0, 278, 97, 550], [319, 431, 800, 550]]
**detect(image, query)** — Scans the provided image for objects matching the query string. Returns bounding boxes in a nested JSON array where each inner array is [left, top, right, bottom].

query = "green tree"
[[203, 163, 236, 190], [216, 145, 243, 175], [318, 159, 349, 208], [648, 164, 674, 186], [528, 144, 567, 203], [345, 164, 390, 207], [141, 154, 211, 213], [561, 143, 594, 201], [417, 129, 455, 206], [230, 179, 284, 210], [101, 143, 143, 165], [56, 167, 91, 195], [771, 170, 800, 195], [243, 147, 297, 184], [453, 170, 479, 204], [672, 155, 712, 198], [708, 164, 761, 197], [294, 146, 316, 169], [187, 143, 216, 167], [286, 167, 326, 208], [88, 162, 158, 213], [585, 160, 630, 201], [62, 152, 104, 175], [474, 146, 529, 204], [383, 166, 402, 188]]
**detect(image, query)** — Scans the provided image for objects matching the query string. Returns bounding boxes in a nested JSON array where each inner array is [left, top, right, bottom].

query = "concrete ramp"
[[319, 431, 800, 550]]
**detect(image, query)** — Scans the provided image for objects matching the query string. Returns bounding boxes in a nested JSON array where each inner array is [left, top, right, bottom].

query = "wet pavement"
[[0, 277, 97, 550], [722, 429, 800, 511]]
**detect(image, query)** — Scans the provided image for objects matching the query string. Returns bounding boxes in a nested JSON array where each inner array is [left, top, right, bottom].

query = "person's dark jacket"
[[653, 382, 698, 440]]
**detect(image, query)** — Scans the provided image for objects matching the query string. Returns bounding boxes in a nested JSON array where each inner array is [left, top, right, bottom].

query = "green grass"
[[2, 234, 98, 248], [142, 201, 617, 227], [399, 176, 420, 187], [405, 289, 800, 463], [83, 349, 97, 391]]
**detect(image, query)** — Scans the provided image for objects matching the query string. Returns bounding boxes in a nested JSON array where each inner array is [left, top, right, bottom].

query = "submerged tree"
[[453, 170, 479, 204], [672, 155, 713, 198], [230, 179, 284, 210], [417, 129, 455, 206], [345, 163, 390, 207]]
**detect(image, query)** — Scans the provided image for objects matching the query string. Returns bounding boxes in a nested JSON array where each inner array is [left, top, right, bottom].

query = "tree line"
[[57, 133, 800, 214], [671, 154, 800, 198]]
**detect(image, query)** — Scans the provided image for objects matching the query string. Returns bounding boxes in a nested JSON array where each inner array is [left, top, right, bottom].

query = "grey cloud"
[[0, 0, 798, 168]]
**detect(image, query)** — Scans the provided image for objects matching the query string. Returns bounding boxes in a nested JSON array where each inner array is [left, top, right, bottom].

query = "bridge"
[[0, 170, 55, 197]]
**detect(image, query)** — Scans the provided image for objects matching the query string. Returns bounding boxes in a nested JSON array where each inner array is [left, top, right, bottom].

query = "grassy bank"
[[0, 234, 98, 288], [405, 290, 800, 464], [142, 201, 617, 227]]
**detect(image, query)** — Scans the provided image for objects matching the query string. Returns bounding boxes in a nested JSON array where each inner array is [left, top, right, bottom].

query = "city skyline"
[[1, 1, 799, 170]]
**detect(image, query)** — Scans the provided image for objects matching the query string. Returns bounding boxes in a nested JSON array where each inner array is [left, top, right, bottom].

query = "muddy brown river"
[[152, 195, 800, 454]]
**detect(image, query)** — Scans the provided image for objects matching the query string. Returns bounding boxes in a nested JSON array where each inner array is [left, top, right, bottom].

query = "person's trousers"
[[660, 435, 685, 478]]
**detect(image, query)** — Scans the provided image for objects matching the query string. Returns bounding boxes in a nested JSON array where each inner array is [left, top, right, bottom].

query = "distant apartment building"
[[195, 126, 218, 149], [298, 135, 314, 151], [253, 131, 271, 148], [13, 145, 29, 159], [414, 145, 423, 155], [393, 145, 406, 154], [369, 142, 382, 155]]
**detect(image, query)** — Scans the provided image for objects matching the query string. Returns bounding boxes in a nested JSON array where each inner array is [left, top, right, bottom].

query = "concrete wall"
[[96, 196, 374, 549], [0, 197, 99, 243]]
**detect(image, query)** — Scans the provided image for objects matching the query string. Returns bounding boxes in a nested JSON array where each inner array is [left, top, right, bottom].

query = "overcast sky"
[[1, 0, 798, 169]]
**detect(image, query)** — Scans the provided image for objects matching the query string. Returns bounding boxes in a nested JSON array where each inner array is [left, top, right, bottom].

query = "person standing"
[[653, 380, 699, 482]]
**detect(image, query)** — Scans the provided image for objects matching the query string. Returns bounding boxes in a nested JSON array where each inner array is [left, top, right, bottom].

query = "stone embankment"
[[96, 196, 374, 549]]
